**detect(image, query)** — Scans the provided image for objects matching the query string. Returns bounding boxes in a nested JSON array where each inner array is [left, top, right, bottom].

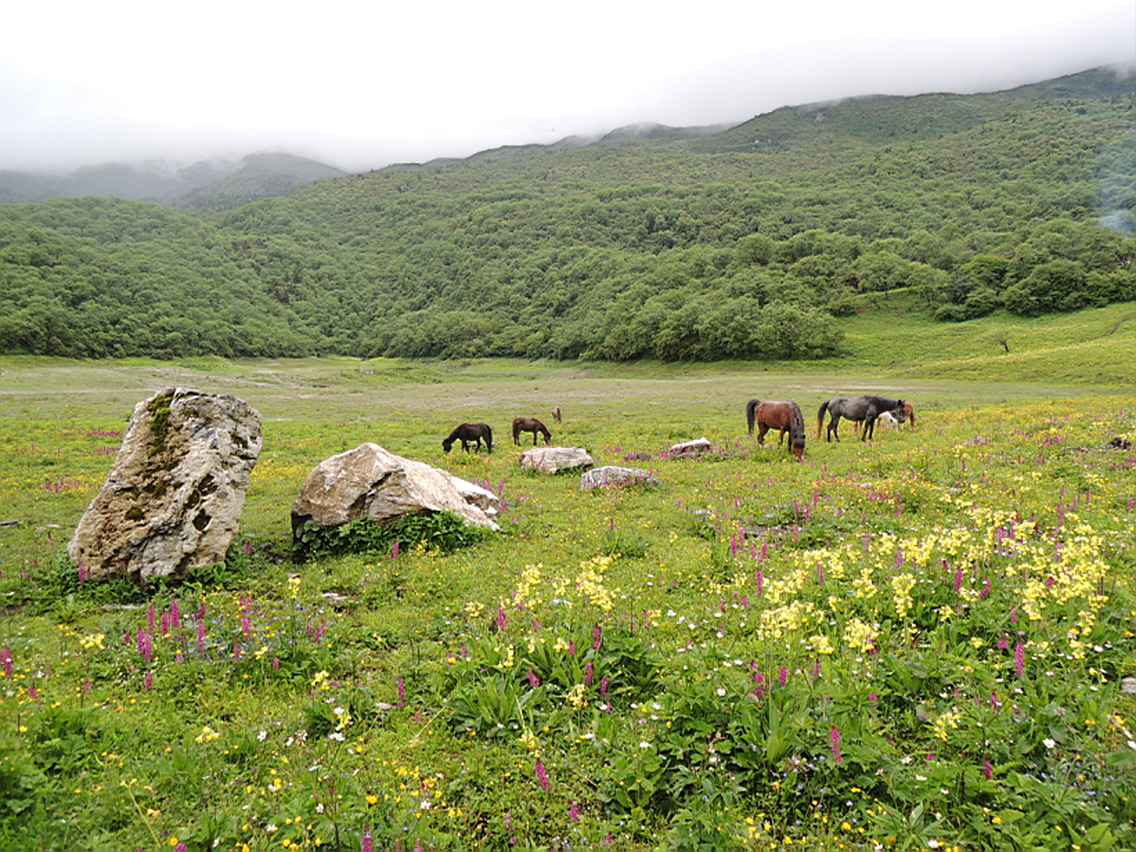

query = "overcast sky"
[[2, 0, 1133, 173]]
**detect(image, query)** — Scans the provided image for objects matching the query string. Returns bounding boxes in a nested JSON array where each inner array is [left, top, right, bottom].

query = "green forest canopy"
[[1, 67, 1134, 361]]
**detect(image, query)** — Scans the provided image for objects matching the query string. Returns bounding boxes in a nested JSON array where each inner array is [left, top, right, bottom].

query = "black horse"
[[817, 395, 906, 442], [442, 423, 493, 453]]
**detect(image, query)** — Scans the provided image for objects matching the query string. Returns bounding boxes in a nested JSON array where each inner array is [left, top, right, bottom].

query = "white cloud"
[[1, 0, 1133, 171]]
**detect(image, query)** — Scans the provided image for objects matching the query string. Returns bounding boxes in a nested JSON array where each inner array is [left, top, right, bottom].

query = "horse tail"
[[746, 399, 760, 436], [485, 424, 493, 453], [817, 400, 830, 440], [512, 419, 521, 444]]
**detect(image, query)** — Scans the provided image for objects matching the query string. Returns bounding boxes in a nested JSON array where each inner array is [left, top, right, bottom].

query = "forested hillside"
[[1, 67, 1134, 361]]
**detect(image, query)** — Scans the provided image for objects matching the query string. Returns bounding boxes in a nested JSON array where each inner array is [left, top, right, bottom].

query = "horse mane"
[[746, 399, 761, 436], [789, 402, 805, 443]]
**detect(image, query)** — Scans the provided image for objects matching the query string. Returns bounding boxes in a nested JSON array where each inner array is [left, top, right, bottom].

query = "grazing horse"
[[513, 417, 552, 446], [746, 399, 807, 461], [817, 395, 906, 442], [551, 406, 562, 423], [442, 423, 493, 454], [904, 400, 916, 429]]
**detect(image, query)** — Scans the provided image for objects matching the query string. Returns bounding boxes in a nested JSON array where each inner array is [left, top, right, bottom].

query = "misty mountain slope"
[[0, 67, 1133, 362], [0, 153, 344, 210]]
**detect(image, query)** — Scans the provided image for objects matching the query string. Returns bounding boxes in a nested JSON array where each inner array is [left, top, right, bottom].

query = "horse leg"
[[778, 427, 787, 447], [756, 424, 768, 446], [828, 416, 840, 442], [532, 430, 539, 446], [862, 415, 875, 442]]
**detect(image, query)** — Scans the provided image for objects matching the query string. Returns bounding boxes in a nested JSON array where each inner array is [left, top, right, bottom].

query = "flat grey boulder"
[[581, 466, 658, 489], [291, 444, 500, 539], [520, 446, 595, 475], [67, 388, 262, 583]]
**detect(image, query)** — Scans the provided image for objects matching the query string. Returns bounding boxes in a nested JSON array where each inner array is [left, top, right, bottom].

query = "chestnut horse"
[[442, 423, 493, 454], [512, 417, 551, 446], [904, 400, 916, 429], [746, 399, 806, 461]]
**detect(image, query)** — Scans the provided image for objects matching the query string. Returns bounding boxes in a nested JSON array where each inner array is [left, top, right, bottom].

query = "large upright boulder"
[[67, 388, 262, 583], [291, 444, 501, 540]]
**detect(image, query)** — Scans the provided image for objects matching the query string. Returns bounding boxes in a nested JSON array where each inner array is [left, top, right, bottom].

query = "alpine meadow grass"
[[1, 333, 1135, 850]]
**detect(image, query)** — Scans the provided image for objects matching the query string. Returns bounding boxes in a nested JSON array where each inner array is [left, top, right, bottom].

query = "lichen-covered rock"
[[520, 447, 595, 475], [291, 444, 500, 541], [67, 388, 262, 583], [580, 466, 658, 490]]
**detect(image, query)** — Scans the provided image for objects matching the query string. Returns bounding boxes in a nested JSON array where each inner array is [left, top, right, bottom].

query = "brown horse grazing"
[[513, 417, 552, 446], [442, 423, 493, 454], [746, 399, 806, 461], [904, 400, 916, 429], [551, 406, 562, 423]]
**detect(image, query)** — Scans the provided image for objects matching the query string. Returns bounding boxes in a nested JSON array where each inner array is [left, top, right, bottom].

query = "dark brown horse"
[[513, 417, 552, 446], [442, 423, 493, 453], [746, 399, 806, 461]]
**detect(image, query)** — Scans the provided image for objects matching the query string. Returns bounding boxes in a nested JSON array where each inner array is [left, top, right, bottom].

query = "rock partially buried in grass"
[[520, 447, 595, 475], [666, 437, 713, 457], [581, 466, 658, 490], [291, 443, 501, 547], [67, 388, 262, 584]]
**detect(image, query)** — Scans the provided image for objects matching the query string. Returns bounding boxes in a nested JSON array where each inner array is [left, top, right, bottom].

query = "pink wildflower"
[[535, 758, 550, 791], [779, 667, 788, 687], [584, 662, 594, 686], [137, 630, 153, 664], [983, 758, 993, 780], [593, 624, 603, 650], [569, 801, 579, 823], [362, 821, 373, 852], [829, 724, 843, 764], [1014, 641, 1025, 678], [397, 677, 405, 707]]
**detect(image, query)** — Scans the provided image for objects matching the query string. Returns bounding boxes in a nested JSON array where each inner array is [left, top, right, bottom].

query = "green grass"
[[2, 312, 1136, 850]]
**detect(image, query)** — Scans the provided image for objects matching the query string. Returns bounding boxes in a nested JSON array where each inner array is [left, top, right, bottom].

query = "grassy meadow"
[[2, 305, 1136, 850]]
